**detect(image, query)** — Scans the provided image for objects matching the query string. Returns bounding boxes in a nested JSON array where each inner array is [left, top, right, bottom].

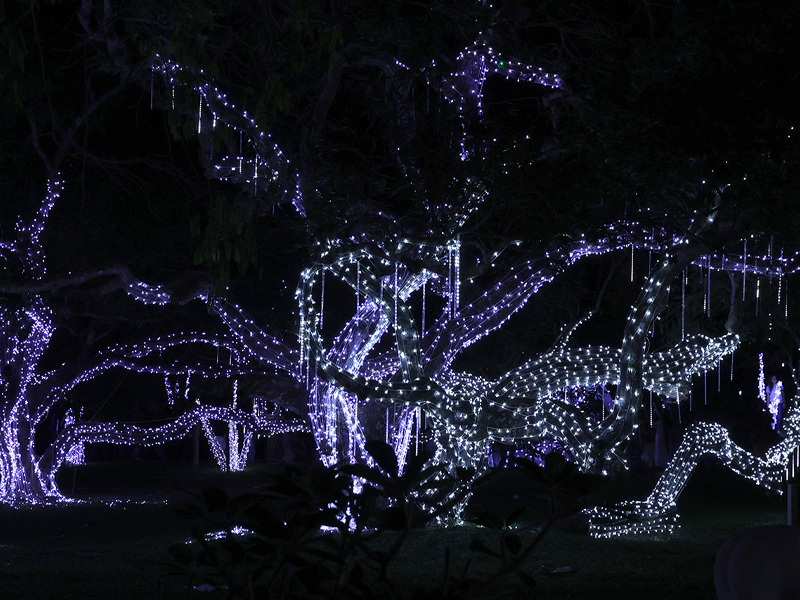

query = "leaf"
[[505, 505, 528, 528], [339, 462, 392, 489], [201, 487, 229, 512], [168, 542, 198, 565], [517, 571, 537, 588], [503, 532, 522, 556], [365, 439, 399, 477], [469, 538, 500, 559], [294, 564, 335, 592], [173, 502, 206, 521], [551, 566, 573, 574], [219, 538, 246, 562], [468, 509, 504, 530], [228, 492, 258, 516], [378, 506, 408, 531], [244, 505, 286, 539]]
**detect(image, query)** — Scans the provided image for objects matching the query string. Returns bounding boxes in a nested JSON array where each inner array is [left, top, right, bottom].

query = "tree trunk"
[[0, 398, 53, 504]]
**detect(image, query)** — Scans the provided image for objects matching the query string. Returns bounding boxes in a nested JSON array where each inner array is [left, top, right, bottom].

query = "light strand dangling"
[[681, 269, 686, 339], [356, 260, 361, 313], [631, 244, 635, 283], [320, 268, 325, 331], [742, 239, 747, 301]]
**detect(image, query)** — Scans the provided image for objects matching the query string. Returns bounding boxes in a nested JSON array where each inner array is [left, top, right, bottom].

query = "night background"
[[2, 1, 800, 598]]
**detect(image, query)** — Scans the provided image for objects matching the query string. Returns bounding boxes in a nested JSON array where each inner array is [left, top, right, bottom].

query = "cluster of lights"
[[47, 403, 309, 490], [757, 353, 784, 431], [290, 218, 750, 524], [97, 31, 800, 536], [4, 35, 800, 547], [433, 43, 561, 160], [149, 43, 800, 486], [152, 57, 304, 214], [0, 176, 319, 502], [287, 213, 794, 530], [63, 409, 85, 466], [0, 180, 61, 504], [587, 412, 800, 537]]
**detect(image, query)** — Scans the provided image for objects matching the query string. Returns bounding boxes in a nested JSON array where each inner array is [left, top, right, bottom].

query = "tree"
[[3, 0, 800, 538], [0, 1, 308, 503], [136, 0, 800, 534]]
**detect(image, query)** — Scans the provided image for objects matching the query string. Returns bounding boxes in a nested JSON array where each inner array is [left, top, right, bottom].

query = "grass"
[[0, 459, 786, 600], [390, 465, 785, 600]]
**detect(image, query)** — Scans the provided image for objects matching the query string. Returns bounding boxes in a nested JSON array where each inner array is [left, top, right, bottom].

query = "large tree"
[[135, 0, 800, 533], [0, 0, 310, 503], [3, 0, 800, 536]]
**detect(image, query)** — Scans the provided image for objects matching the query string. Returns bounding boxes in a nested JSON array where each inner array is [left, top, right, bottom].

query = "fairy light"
[[5, 193, 800, 538], [707, 255, 712, 317], [165, 375, 176, 407], [756, 277, 760, 315], [356, 260, 361, 313], [786, 278, 790, 318], [631, 244, 635, 282], [299, 223, 745, 520], [743, 239, 748, 300], [320, 268, 325, 331], [768, 381, 784, 431], [0, 176, 315, 502], [730, 346, 735, 381], [3, 43, 799, 538], [422, 278, 426, 332], [681, 269, 686, 339], [64, 409, 85, 465], [201, 417, 227, 470], [285, 205, 798, 534], [589, 413, 800, 537], [454, 235, 461, 314]]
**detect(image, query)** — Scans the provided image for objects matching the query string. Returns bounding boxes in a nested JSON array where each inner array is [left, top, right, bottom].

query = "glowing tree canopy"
[[146, 30, 800, 533], [3, 1, 800, 536]]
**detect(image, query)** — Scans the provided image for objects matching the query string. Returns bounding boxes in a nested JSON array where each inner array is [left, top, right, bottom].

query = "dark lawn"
[[0, 460, 785, 600]]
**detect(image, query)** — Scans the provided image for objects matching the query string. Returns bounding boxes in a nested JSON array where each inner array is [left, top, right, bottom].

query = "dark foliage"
[[164, 442, 613, 599]]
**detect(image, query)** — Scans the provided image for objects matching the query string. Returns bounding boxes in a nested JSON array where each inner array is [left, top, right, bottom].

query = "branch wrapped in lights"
[[484, 333, 740, 469], [0, 179, 62, 504], [7, 35, 800, 545], [300, 247, 438, 468], [34, 332, 256, 422], [592, 210, 720, 469], [45, 404, 309, 496], [142, 46, 800, 537], [586, 412, 800, 537], [0, 174, 319, 503], [3, 178, 789, 538], [210, 298, 299, 377], [297, 221, 748, 519], [151, 57, 304, 214], [293, 211, 780, 517]]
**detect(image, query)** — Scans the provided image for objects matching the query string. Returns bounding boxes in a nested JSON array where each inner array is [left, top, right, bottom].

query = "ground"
[[0, 459, 785, 599]]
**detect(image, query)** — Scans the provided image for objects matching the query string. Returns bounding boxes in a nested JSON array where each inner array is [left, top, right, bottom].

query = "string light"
[[3, 43, 799, 544]]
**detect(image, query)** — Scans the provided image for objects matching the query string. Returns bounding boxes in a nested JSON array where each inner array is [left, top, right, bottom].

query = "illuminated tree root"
[[585, 419, 797, 538]]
